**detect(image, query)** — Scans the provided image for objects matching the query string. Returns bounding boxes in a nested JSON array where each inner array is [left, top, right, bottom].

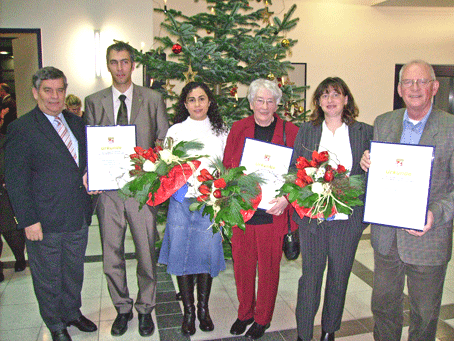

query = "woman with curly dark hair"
[[158, 81, 228, 336], [293, 77, 373, 341]]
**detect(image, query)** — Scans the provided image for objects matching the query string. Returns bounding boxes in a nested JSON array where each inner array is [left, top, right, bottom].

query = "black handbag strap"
[[283, 120, 287, 147], [283, 120, 291, 234]]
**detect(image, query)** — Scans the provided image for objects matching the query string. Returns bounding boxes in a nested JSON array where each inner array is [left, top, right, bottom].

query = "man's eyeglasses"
[[400, 79, 434, 88]]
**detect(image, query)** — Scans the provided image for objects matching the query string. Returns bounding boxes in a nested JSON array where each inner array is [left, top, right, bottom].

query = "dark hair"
[[32, 66, 68, 90], [310, 77, 358, 126], [106, 41, 135, 63], [174, 82, 227, 135]]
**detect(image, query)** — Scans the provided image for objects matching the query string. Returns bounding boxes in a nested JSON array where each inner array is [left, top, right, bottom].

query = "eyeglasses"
[[254, 98, 276, 107], [400, 79, 434, 88]]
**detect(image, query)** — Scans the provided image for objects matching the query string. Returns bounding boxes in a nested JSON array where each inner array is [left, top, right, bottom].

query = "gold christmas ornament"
[[281, 38, 290, 48], [162, 79, 176, 96], [183, 64, 198, 83], [267, 73, 275, 81], [261, 7, 271, 25]]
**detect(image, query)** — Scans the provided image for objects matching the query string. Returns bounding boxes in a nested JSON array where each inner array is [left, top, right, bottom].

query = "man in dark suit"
[[0, 83, 17, 134], [84, 41, 168, 337], [0, 133, 26, 282], [361, 60, 454, 341], [5, 67, 97, 341]]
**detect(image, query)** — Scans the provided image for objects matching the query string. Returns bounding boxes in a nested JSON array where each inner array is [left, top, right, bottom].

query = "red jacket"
[[223, 114, 299, 233]]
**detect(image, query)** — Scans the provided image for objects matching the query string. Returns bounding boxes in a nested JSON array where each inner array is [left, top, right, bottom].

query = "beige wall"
[[2, 0, 454, 123], [0, 0, 154, 112]]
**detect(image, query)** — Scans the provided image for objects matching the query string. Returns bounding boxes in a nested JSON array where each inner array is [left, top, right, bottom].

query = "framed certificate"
[[240, 138, 294, 210], [86, 125, 137, 191], [363, 141, 435, 231]]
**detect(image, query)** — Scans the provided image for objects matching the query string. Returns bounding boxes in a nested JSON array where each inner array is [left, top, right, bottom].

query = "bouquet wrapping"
[[120, 138, 206, 208]]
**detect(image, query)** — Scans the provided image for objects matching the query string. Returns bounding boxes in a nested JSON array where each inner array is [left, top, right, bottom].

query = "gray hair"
[[399, 60, 436, 82], [247, 78, 282, 105], [32, 66, 68, 90]]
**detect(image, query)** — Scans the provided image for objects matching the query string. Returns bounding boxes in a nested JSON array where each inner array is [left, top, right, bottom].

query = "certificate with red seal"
[[363, 141, 434, 231]]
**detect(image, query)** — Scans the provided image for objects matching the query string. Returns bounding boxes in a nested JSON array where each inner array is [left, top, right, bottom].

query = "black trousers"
[[26, 225, 89, 332], [0, 228, 25, 262], [295, 220, 363, 341]]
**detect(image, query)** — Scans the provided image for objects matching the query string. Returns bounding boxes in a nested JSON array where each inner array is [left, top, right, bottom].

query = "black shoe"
[[230, 318, 254, 335], [320, 330, 335, 341], [111, 311, 133, 336], [51, 329, 72, 341], [245, 322, 270, 340], [14, 259, 26, 272], [138, 313, 155, 337], [67, 315, 97, 332]]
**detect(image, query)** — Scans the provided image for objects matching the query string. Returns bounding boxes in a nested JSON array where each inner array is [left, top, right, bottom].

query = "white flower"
[[142, 160, 157, 172], [305, 167, 317, 177], [311, 182, 324, 194], [159, 149, 179, 164], [314, 167, 325, 180]]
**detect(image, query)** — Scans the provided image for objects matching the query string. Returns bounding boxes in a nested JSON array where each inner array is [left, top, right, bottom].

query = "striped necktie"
[[55, 116, 77, 161]]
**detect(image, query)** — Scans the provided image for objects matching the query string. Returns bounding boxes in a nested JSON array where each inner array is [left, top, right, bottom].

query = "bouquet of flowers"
[[189, 158, 264, 240], [120, 138, 206, 208], [277, 150, 365, 220]]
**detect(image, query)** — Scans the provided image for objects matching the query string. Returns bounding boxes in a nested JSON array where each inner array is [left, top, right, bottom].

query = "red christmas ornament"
[[172, 44, 182, 54]]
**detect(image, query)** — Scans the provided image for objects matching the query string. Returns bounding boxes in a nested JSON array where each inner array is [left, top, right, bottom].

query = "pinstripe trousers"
[[295, 219, 363, 341]]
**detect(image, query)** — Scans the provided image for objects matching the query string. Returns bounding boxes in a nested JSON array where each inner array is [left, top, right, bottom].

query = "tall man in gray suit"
[[361, 60, 454, 341], [84, 42, 169, 337]]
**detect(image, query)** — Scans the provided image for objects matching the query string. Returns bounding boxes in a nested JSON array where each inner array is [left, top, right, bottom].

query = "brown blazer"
[[370, 108, 454, 266]]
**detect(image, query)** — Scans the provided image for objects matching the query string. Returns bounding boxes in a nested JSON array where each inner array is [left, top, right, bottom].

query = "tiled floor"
[[1, 220, 454, 341]]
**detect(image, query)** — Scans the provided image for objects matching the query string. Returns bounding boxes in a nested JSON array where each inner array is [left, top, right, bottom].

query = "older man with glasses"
[[361, 60, 454, 341]]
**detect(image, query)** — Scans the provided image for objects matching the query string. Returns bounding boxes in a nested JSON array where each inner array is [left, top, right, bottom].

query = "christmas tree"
[[133, 0, 308, 126]]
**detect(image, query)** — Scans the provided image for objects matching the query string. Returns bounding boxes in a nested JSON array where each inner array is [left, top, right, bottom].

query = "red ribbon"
[[146, 160, 201, 206]]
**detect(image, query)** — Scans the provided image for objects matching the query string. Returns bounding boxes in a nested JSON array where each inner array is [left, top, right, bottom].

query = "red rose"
[[134, 164, 141, 170], [296, 157, 311, 169], [295, 178, 304, 187], [200, 169, 214, 180], [198, 184, 211, 195], [197, 175, 207, 182], [213, 189, 222, 198], [154, 145, 163, 152], [303, 175, 313, 184], [197, 194, 208, 202], [337, 164, 346, 174], [130, 153, 140, 159], [213, 178, 227, 189], [297, 169, 307, 179], [324, 170, 334, 182], [312, 150, 329, 165], [134, 146, 145, 155]]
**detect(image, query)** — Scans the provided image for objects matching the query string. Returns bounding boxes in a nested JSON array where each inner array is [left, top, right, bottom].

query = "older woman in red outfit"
[[223, 78, 298, 340]]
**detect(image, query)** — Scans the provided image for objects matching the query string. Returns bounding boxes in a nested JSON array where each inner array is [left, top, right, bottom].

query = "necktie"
[[117, 94, 128, 125], [55, 116, 77, 161]]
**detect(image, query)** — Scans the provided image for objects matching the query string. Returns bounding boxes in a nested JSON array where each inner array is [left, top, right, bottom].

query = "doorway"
[[394, 64, 454, 114], [0, 29, 42, 117]]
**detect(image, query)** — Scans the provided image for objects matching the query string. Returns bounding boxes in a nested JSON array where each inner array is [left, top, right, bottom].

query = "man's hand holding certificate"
[[362, 141, 435, 231]]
